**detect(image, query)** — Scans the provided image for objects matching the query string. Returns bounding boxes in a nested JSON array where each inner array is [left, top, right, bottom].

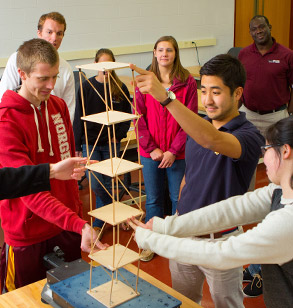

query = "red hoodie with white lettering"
[[0, 90, 86, 246]]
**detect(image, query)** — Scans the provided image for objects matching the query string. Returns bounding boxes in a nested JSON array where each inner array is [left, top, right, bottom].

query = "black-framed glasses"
[[261, 144, 282, 156]]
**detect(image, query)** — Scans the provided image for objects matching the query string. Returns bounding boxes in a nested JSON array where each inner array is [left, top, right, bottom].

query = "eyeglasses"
[[261, 144, 282, 156]]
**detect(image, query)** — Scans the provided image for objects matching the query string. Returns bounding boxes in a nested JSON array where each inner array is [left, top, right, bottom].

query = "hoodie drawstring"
[[45, 101, 54, 156], [30, 102, 54, 156], [31, 104, 44, 153]]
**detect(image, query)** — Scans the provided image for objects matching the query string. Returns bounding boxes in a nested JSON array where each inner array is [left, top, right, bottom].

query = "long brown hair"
[[150, 36, 190, 83], [95, 48, 124, 102]]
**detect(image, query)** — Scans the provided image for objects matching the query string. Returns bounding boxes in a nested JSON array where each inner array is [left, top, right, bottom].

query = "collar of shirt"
[[252, 37, 278, 55], [204, 111, 247, 132]]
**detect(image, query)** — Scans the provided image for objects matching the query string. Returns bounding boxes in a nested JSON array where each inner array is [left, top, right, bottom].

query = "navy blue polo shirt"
[[177, 112, 264, 215]]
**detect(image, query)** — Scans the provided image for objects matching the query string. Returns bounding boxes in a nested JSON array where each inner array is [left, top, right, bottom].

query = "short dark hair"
[[200, 54, 246, 95], [249, 15, 270, 28], [38, 12, 66, 32], [17, 38, 59, 74]]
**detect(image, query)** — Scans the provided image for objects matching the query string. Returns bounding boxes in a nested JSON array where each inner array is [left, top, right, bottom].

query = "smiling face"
[[154, 41, 176, 69], [18, 62, 59, 106], [37, 18, 65, 50], [201, 75, 241, 127], [249, 17, 272, 46]]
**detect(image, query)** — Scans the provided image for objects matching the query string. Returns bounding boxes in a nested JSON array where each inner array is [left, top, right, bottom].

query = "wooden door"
[[234, 0, 255, 47], [263, 0, 291, 47]]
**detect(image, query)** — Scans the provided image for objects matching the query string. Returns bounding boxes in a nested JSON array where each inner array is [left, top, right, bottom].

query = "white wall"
[[0, 0, 235, 77]]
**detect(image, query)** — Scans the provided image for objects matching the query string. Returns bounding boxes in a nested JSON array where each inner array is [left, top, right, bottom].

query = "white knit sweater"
[[136, 183, 293, 270]]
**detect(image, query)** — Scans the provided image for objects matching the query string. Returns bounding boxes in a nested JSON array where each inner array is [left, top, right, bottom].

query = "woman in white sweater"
[[128, 116, 293, 308]]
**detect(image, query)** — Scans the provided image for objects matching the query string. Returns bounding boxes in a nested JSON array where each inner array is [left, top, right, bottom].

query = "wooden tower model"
[[76, 62, 144, 307]]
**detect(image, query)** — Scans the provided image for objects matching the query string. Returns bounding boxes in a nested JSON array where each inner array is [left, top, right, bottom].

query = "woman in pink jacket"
[[135, 36, 198, 261]]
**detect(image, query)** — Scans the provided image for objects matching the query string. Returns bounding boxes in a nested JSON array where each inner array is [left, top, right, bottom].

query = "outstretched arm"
[[130, 186, 292, 270], [130, 185, 275, 238], [130, 64, 242, 159], [134, 205, 293, 270], [0, 157, 87, 200], [0, 164, 51, 200]]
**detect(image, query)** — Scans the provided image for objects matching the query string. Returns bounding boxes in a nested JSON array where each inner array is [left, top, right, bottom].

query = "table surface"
[[0, 264, 202, 308]]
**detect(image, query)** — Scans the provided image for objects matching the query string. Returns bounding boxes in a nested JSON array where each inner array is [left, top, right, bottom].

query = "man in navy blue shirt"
[[131, 54, 264, 307]]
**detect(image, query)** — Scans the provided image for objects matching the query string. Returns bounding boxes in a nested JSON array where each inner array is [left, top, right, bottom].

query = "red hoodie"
[[0, 90, 86, 246]]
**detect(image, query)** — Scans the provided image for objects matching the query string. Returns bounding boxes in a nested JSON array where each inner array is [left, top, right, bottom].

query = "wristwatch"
[[160, 90, 176, 106]]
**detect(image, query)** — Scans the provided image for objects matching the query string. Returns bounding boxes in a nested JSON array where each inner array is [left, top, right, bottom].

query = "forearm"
[[167, 100, 242, 158], [23, 191, 87, 233], [167, 100, 220, 147], [136, 79, 219, 148], [153, 184, 275, 237], [132, 66, 241, 157], [136, 210, 293, 270], [0, 164, 50, 200]]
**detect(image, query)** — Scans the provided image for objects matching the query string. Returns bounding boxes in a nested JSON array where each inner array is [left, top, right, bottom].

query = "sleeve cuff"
[[136, 227, 152, 249], [152, 216, 165, 234]]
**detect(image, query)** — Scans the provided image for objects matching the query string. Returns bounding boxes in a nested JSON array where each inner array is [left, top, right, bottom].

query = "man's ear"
[[37, 30, 42, 38], [234, 87, 243, 101], [18, 69, 27, 81]]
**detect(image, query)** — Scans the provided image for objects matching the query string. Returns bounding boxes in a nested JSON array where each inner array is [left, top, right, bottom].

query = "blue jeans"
[[248, 264, 261, 276], [140, 156, 185, 222], [82, 143, 120, 227]]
